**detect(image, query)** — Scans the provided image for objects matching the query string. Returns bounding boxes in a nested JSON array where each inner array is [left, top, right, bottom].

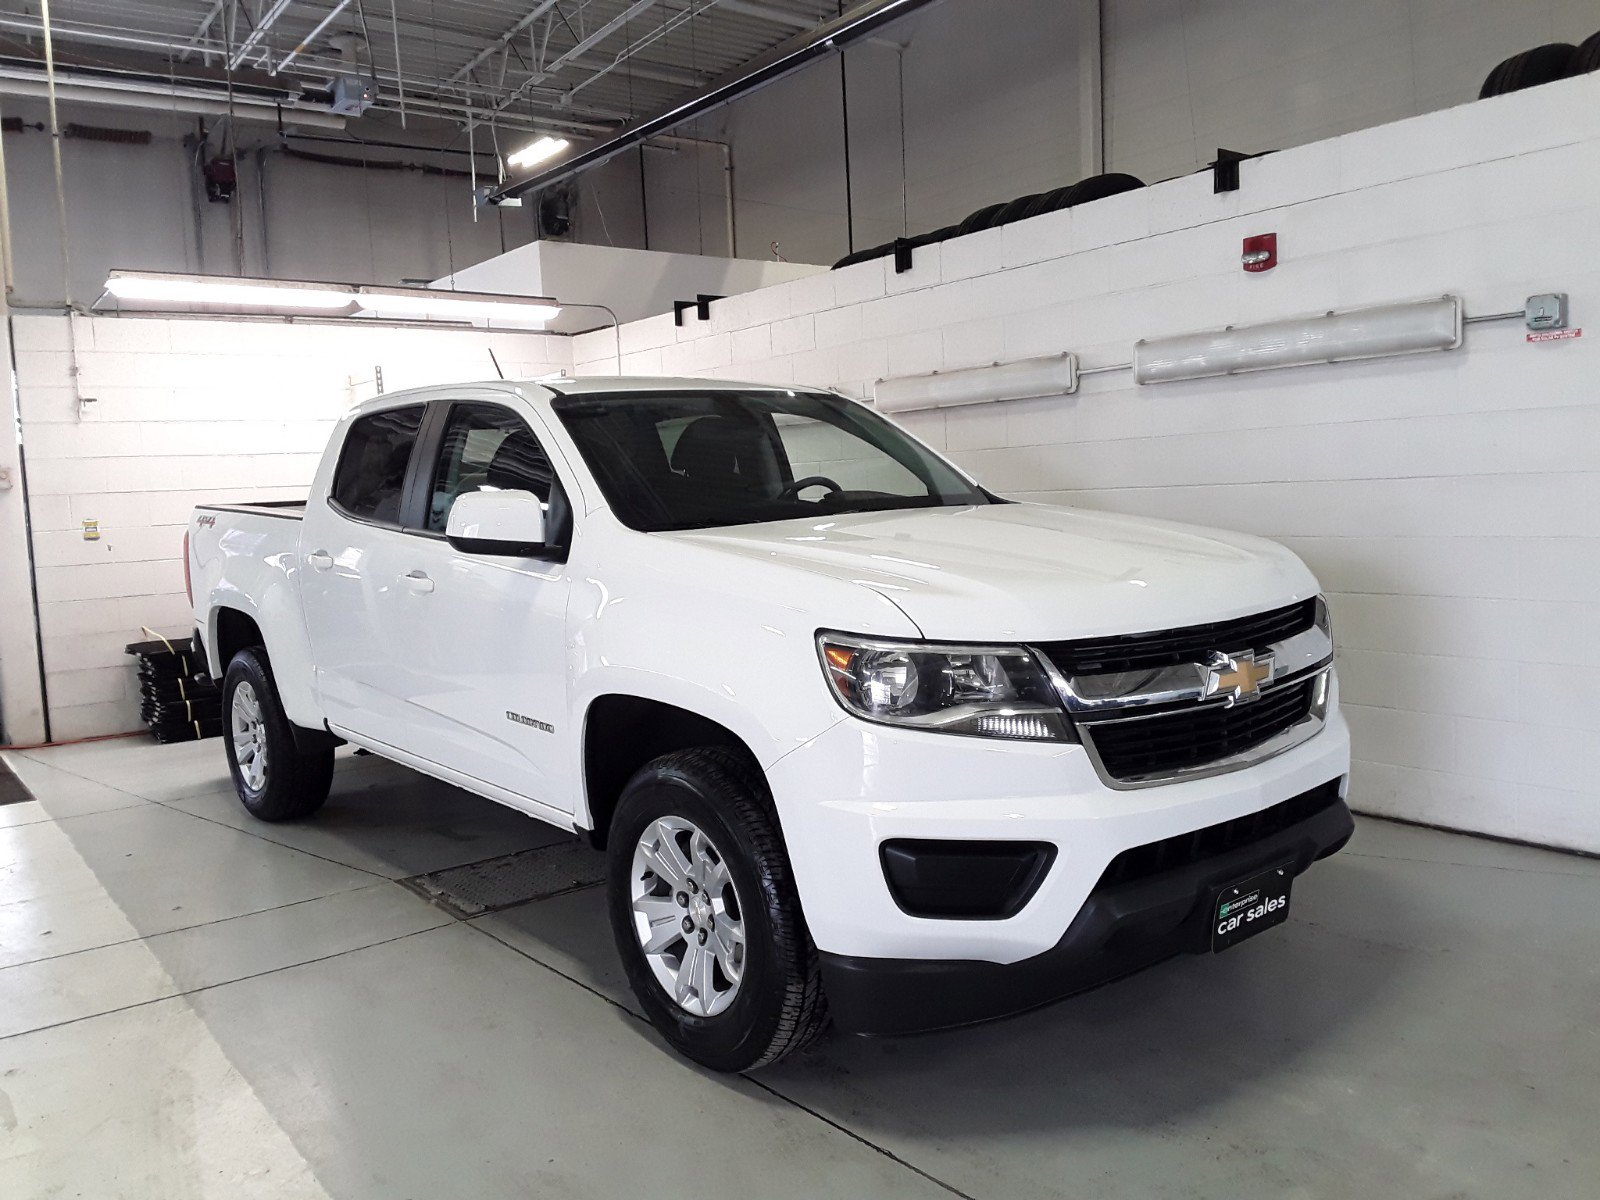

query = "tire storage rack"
[[126, 633, 223, 744]]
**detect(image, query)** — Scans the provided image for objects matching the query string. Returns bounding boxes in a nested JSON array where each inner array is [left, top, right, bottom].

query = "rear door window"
[[331, 405, 425, 524]]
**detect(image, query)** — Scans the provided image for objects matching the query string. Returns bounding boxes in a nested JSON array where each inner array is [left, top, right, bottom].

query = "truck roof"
[[540, 376, 800, 395], [347, 376, 809, 418]]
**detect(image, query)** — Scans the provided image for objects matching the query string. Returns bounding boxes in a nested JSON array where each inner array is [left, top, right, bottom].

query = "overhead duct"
[[488, 0, 946, 204], [0, 68, 347, 129]]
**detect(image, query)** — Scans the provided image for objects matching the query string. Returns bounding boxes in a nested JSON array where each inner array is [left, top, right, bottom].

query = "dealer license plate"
[[1211, 863, 1293, 952]]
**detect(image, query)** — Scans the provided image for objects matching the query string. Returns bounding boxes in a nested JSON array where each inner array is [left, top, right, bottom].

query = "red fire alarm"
[[1242, 232, 1277, 272]]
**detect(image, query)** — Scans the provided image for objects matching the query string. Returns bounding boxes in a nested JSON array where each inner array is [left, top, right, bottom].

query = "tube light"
[[104, 271, 357, 310], [874, 353, 1079, 414], [506, 135, 571, 170], [1133, 296, 1462, 385], [355, 286, 561, 327]]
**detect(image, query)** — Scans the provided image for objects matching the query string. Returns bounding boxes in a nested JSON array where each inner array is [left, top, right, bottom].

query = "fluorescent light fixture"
[[1134, 296, 1462, 385], [356, 286, 561, 327], [506, 135, 571, 170], [874, 353, 1079, 414], [104, 270, 356, 310]]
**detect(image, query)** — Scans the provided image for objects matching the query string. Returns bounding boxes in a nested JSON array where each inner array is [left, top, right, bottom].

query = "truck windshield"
[[551, 390, 992, 532]]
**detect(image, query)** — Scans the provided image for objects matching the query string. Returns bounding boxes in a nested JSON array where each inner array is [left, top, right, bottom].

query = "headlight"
[[1314, 595, 1333, 642], [817, 633, 1073, 741]]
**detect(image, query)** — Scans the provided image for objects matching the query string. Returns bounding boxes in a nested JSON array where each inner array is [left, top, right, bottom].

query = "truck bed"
[[195, 500, 306, 521]]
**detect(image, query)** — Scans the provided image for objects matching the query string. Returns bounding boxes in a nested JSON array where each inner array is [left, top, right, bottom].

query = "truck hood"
[[670, 502, 1319, 642]]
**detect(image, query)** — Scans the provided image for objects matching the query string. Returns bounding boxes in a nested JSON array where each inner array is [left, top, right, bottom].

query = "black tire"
[[956, 201, 1008, 235], [991, 192, 1045, 227], [918, 223, 961, 245], [1023, 185, 1075, 219], [606, 748, 827, 1071], [1575, 30, 1600, 74], [221, 648, 334, 822], [1062, 172, 1146, 207], [830, 241, 894, 270], [1479, 43, 1578, 98]]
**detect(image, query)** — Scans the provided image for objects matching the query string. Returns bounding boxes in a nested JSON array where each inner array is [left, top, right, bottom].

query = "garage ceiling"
[[0, 0, 843, 135]]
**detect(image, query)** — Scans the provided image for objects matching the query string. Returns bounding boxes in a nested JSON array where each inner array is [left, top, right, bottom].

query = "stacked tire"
[[126, 635, 222, 743], [830, 173, 1145, 270]]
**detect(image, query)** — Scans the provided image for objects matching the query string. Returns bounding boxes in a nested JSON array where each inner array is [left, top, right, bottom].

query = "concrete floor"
[[2, 740, 1597, 1199]]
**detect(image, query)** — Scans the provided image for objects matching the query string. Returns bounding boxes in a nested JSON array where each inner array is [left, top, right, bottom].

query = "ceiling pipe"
[[489, 0, 945, 204], [0, 70, 347, 129]]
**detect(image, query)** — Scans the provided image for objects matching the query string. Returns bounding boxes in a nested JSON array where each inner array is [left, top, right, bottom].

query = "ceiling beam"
[[481, 0, 660, 123], [179, 0, 230, 62], [274, 0, 352, 74], [445, 0, 563, 85], [229, 0, 295, 71], [564, 0, 726, 104]]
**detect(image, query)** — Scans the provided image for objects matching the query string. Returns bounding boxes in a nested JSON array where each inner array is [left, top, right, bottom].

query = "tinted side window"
[[331, 405, 425, 523], [427, 403, 554, 533]]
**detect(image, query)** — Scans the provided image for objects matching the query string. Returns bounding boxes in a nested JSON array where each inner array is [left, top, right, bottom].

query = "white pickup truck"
[[187, 377, 1352, 1070]]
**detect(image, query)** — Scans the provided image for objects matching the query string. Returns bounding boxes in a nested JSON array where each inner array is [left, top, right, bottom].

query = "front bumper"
[[819, 781, 1353, 1035], [766, 691, 1351, 964]]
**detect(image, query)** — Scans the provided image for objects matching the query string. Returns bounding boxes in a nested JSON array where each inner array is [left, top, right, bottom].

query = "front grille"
[[1085, 677, 1316, 782], [1095, 778, 1344, 891], [1038, 598, 1317, 675]]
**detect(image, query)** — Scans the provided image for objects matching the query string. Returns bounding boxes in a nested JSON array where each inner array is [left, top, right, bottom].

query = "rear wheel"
[[222, 648, 333, 821], [607, 748, 828, 1071]]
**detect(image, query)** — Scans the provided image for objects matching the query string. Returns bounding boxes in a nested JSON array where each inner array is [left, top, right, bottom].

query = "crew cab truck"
[[188, 377, 1352, 1071]]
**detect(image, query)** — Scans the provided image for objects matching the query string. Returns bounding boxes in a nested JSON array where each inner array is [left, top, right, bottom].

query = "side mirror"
[[445, 489, 547, 556]]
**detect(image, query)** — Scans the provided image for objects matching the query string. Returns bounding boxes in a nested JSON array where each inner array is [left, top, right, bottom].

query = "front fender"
[[563, 525, 918, 826]]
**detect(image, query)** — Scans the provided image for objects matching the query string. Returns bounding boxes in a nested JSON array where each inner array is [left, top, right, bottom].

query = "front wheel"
[[222, 648, 333, 822], [607, 748, 828, 1071]]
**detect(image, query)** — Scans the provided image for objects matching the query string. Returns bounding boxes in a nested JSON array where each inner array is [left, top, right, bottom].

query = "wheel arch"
[[210, 604, 266, 679], [580, 694, 763, 849]]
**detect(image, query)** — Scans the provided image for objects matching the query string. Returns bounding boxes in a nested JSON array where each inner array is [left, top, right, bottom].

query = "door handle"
[[306, 550, 334, 570], [402, 570, 435, 594]]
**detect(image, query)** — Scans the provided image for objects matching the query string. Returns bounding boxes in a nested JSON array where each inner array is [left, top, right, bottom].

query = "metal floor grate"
[[402, 839, 607, 918]]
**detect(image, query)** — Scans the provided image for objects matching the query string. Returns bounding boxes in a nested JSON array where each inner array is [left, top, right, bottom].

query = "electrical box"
[[1525, 293, 1568, 331], [330, 75, 378, 117]]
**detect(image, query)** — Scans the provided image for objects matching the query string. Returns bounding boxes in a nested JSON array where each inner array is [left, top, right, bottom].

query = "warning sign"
[[1527, 328, 1582, 343]]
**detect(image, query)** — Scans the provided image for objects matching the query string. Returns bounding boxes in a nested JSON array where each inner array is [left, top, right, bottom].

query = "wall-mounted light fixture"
[[1134, 296, 1462, 384], [874, 353, 1079, 414], [355, 286, 561, 327], [104, 270, 357, 310], [99, 272, 563, 330]]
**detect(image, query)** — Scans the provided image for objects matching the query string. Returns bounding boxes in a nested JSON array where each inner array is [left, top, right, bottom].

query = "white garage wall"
[[571, 73, 1600, 853], [9, 315, 572, 742]]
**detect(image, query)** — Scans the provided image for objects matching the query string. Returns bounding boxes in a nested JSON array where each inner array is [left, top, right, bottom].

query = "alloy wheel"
[[630, 815, 746, 1017], [231, 681, 268, 791]]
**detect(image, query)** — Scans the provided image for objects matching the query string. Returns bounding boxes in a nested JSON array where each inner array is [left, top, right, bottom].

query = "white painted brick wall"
[[574, 74, 1600, 853], [11, 315, 572, 742]]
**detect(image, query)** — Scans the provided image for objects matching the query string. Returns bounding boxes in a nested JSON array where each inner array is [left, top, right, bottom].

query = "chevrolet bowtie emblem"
[[1203, 649, 1274, 706]]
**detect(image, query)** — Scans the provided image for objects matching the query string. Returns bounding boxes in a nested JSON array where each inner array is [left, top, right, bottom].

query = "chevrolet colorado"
[[187, 377, 1352, 1070]]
